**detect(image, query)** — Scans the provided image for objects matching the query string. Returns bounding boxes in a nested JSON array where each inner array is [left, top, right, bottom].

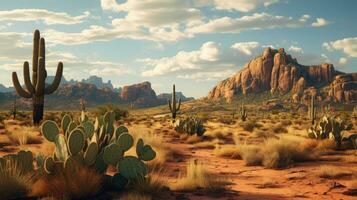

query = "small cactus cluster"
[[309, 95, 316, 125], [39, 111, 156, 190], [168, 84, 181, 123], [174, 116, 205, 136], [0, 150, 34, 174], [308, 115, 355, 148], [240, 103, 247, 121]]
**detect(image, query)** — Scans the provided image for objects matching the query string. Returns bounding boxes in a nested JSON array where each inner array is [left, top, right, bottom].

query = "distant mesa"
[[0, 76, 193, 109], [208, 47, 356, 103]]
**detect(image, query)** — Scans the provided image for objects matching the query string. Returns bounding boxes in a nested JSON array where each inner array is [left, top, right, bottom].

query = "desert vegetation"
[[0, 29, 356, 200]]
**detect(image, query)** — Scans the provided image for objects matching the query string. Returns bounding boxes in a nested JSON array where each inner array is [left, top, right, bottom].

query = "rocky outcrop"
[[328, 73, 357, 103], [157, 92, 194, 102], [207, 47, 356, 103], [120, 81, 159, 107]]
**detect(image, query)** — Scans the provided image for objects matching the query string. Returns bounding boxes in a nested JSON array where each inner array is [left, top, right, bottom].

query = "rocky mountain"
[[208, 47, 356, 103], [157, 92, 194, 102], [0, 80, 193, 109], [0, 84, 14, 93]]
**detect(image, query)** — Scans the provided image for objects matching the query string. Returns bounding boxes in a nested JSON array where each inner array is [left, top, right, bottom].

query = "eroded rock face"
[[328, 73, 357, 103], [207, 47, 350, 102], [120, 81, 159, 106]]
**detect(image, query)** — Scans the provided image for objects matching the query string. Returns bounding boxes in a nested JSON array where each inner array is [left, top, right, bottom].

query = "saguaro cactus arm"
[[12, 72, 32, 98], [45, 62, 63, 94], [23, 61, 35, 94]]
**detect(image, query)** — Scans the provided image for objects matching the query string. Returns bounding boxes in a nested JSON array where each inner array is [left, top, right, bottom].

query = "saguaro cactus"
[[309, 95, 316, 125], [12, 30, 63, 124], [240, 103, 247, 121], [168, 84, 181, 123]]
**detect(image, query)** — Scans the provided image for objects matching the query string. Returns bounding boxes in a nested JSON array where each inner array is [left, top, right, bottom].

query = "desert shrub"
[[172, 159, 224, 192], [31, 163, 103, 199], [94, 103, 129, 120], [217, 116, 235, 125], [316, 166, 352, 179], [0, 151, 35, 199], [271, 123, 288, 133], [174, 116, 206, 136], [237, 136, 320, 168], [240, 120, 261, 132]]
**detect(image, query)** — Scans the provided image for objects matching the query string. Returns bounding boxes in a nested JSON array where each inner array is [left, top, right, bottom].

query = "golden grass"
[[186, 135, 202, 144], [214, 145, 241, 159], [8, 126, 42, 145], [0, 160, 34, 199], [236, 135, 322, 168], [171, 159, 224, 192], [30, 163, 102, 199], [316, 166, 352, 179], [118, 193, 151, 200], [129, 167, 167, 196]]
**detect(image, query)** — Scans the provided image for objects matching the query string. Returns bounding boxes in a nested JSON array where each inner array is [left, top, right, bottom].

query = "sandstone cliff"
[[208, 47, 356, 103]]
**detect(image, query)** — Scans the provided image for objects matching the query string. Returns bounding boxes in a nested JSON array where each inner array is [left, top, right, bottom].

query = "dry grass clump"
[[118, 192, 151, 200], [237, 135, 321, 168], [271, 123, 288, 133], [31, 164, 102, 199], [129, 167, 167, 196], [214, 145, 241, 159], [193, 140, 218, 149], [186, 135, 202, 144], [0, 160, 34, 199], [171, 159, 224, 192], [240, 120, 262, 132], [8, 126, 42, 145], [316, 166, 352, 179]]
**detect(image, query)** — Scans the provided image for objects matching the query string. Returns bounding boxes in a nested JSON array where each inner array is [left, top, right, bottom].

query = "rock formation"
[[120, 81, 159, 107], [208, 47, 355, 103]]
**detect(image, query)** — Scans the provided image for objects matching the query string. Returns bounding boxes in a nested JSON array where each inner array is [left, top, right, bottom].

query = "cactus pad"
[[61, 114, 72, 133], [41, 120, 59, 142], [67, 129, 85, 155], [139, 145, 156, 161], [84, 142, 99, 166], [115, 125, 129, 139], [103, 143, 123, 166], [44, 157, 55, 174], [118, 156, 147, 180], [117, 133, 134, 152], [111, 173, 128, 190], [54, 134, 68, 161], [83, 121, 95, 139]]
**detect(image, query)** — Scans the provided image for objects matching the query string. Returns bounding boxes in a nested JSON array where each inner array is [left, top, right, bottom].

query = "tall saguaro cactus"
[[12, 30, 63, 124], [309, 95, 316, 125], [168, 84, 181, 123]]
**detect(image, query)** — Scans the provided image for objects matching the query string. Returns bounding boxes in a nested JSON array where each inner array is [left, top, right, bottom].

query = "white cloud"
[[231, 42, 259, 55], [177, 70, 235, 82], [197, 0, 279, 12], [323, 37, 357, 57], [187, 13, 315, 34], [140, 42, 223, 77], [0, 9, 90, 25], [288, 45, 304, 54], [311, 18, 330, 27], [339, 57, 347, 65]]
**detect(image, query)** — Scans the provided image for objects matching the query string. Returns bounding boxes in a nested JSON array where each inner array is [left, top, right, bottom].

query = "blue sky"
[[0, 0, 356, 98]]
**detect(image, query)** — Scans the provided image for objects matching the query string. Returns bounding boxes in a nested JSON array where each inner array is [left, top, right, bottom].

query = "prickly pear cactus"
[[39, 111, 156, 190], [174, 116, 206, 136], [308, 115, 354, 148]]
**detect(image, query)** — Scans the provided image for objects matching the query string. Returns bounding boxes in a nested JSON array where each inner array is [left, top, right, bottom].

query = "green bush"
[[94, 104, 129, 121], [174, 116, 206, 136]]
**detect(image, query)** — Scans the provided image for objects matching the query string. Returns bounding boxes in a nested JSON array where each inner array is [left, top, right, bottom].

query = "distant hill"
[[0, 79, 194, 109], [208, 47, 356, 104]]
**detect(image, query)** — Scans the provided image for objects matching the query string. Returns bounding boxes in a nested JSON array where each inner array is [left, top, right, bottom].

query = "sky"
[[0, 0, 356, 98]]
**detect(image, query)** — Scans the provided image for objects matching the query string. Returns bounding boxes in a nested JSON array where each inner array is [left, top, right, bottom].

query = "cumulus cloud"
[[231, 42, 260, 55], [288, 45, 304, 54], [311, 18, 330, 27], [323, 37, 357, 57], [339, 57, 347, 65], [0, 9, 90, 25], [197, 0, 279, 12], [140, 41, 223, 77], [187, 13, 314, 34]]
